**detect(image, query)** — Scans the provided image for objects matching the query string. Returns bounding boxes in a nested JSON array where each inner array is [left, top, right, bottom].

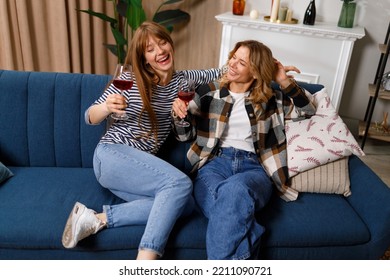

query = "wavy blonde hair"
[[124, 21, 175, 144], [220, 40, 275, 107]]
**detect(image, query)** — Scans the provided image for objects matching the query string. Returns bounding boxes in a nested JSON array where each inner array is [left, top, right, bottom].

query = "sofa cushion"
[[0, 167, 124, 249], [286, 88, 365, 177], [2, 166, 369, 253], [0, 166, 208, 258], [290, 157, 351, 196], [258, 192, 370, 248], [0, 161, 13, 184]]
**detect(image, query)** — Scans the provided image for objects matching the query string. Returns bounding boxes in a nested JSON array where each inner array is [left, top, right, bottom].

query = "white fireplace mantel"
[[215, 12, 365, 111]]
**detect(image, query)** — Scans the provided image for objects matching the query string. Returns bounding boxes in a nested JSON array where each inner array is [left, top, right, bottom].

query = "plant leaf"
[[104, 43, 126, 63], [109, 22, 127, 63], [78, 9, 117, 24], [127, 0, 147, 30], [103, 43, 119, 56], [131, 0, 144, 8], [165, 26, 174, 33], [153, 9, 190, 27], [161, 0, 184, 6], [111, 25, 127, 45], [155, 0, 184, 14]]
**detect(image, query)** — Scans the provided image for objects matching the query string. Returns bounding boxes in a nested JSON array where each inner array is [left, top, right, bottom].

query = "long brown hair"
[[220, 40, 275, 106], [124, 21, 174, 143]]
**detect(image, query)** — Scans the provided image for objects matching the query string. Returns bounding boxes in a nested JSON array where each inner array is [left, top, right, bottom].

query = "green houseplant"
[[79, 0, 190, 63]]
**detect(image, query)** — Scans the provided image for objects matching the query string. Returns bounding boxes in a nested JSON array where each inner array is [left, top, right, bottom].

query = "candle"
[[278, 6, 288, 21], [270, 0, 280, 21], [286, 9, 293, 21], [250, 9, 259, 19]]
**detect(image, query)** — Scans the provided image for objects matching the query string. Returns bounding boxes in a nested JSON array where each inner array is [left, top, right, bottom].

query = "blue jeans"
[[193, 147, 273, 260], [93, 143, 194, 256]]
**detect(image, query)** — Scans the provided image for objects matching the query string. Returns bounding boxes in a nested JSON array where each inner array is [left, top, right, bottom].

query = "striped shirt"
[[87, 69, 220, 154]]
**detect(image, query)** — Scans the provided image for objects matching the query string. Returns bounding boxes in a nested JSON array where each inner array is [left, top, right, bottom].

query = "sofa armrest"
[[347, 155, 390, 258]]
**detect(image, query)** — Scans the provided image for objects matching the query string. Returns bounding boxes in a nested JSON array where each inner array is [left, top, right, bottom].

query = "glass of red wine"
[[111, 63, 133, 120], [176, 78, 195, 127]]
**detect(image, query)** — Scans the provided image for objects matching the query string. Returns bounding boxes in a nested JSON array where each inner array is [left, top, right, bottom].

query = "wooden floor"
[[359, 152, 390, 187]]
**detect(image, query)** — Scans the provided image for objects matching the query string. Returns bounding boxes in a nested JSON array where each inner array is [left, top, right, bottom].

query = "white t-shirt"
[[220, 91, 255, 153]]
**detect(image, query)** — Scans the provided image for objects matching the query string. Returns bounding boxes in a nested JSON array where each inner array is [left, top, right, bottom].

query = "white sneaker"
[[62, 202, 105, 248]]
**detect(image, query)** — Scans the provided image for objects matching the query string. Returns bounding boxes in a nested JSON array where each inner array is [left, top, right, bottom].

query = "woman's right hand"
[[88, 94, 127, 124], [105, 94, 127, 115]]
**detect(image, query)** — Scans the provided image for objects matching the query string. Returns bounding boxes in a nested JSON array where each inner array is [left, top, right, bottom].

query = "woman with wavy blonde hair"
[[220, 40, 275, 107], [172, 40, 316, 259]]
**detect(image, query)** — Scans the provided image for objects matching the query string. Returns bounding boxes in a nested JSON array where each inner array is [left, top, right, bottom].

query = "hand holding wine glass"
[[111, 63, 133, 120], [176, 78, 195, 127]]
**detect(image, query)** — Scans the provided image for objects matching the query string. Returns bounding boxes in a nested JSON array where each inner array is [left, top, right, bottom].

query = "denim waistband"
[[217, 147, 257, 159]]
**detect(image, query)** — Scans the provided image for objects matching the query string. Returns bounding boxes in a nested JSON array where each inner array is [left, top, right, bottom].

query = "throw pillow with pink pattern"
[[286, 88, 365, 177]]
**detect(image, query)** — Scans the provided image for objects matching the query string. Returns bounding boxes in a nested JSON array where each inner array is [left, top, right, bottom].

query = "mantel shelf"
[[215, 12, 365, 41]]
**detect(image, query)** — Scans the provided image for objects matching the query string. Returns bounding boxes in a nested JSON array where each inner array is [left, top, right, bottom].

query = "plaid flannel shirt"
[[172, 80, 316, 201]]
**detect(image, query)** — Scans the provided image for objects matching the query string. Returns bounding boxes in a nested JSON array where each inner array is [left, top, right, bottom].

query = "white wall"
[[245, 0, 390, 124]]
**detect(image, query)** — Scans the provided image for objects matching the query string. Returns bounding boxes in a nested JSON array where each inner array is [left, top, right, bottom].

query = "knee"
[[217, 183, 255, 210], [219, 181, 250, 199], [172, 172, 193, 195]]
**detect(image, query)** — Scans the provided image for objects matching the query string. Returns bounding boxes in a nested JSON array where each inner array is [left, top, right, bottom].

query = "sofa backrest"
[[271, 81, 324, 94], [0, 70, 111, 168], [0, 69, 324, 169]]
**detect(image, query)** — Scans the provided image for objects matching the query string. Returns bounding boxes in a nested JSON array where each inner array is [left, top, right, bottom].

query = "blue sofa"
[[0, 69, 389, 260]]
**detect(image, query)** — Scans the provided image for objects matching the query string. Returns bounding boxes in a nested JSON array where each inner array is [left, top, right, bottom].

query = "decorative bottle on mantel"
[[303, 0, 316, 25]]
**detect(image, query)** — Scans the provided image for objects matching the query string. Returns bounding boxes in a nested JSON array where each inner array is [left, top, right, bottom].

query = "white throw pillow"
[[286, 88, 364, 177]]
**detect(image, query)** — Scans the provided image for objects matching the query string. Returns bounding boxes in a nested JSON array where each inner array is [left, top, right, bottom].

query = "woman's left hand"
[[275, 60, 300, 88], [172, 98, 188, 119]]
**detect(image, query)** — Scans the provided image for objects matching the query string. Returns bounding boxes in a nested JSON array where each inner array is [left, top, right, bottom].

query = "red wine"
[[303, 0, 316, 25], [113, 79, 133, 91], [178, 91, 195, 102]]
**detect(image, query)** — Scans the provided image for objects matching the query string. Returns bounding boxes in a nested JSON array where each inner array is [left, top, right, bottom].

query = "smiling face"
[[144, 35, 174, 84], [227, 46, 255, 92]]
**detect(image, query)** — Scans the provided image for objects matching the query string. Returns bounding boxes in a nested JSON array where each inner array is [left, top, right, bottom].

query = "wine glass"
[[111, 63, 133, 120], [176, 78, 195, 127]]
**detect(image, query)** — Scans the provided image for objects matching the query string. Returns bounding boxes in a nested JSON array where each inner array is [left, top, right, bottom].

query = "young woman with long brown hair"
[[61, 21, 220, 260]]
